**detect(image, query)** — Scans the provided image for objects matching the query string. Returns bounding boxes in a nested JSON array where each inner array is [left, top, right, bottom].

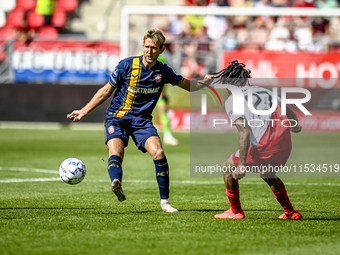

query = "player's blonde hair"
[[143, 29, 166, 49]]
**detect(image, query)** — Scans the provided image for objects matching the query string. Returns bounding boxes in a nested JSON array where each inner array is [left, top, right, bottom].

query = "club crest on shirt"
[[108, 126, 115, 134], [155, 74, 162, 83]]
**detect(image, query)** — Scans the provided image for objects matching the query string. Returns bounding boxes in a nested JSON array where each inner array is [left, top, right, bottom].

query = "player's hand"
[[291, 124, 302, 133], [67, 110, 86, 122], [232, 165, 246, 180], [202, 74, 214, 85]]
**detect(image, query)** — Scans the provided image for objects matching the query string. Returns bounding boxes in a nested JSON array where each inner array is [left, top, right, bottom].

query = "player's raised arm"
[[286, 106, 302, 133], [233, 117, 250, 180], [67, 82, 115, 122]]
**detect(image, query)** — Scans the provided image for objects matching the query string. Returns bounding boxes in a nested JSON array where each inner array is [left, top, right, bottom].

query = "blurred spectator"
[[204, 15, 228, 40], [15, 26, 35, 46], [294, 25, 313, 51], [293, 0, 315, 7], [216, 0, 229, 6], [329, 17, 340, 44], [228, 0, 254, 7], [184, 15, 205, 35], [265, 17, 299, 51], [315, 0, 338, 8], [208, 0, 229, 5], [223, 29, 238, 50], [168, 15, 185, 36], [271, 0, 291, 7], [185, 0, 210, 5], [242, 16, 270, 50], [36, 0, 56, 26], [181, 56, 206, 78], [254, 0, 275, 31], [311, 17, 330, 51], [255, 0, 273, 9], [12, 13, 35, 46], [312, 17, 329, 36]]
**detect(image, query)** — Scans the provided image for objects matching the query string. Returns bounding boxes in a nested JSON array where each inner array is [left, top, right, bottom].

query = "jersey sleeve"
[[109, 61, 126, 88], [164, 65, 184, 86]]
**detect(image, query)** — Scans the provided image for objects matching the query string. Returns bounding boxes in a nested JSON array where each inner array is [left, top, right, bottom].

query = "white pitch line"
[[0, 178, 61, 183], [1, 178, 340, 187], [0, 167, 340, 186], [0, 121, 62, 130], [0, 167, 59, 174]]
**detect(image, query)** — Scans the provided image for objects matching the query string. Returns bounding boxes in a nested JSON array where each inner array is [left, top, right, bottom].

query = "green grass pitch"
[[0, 128, 340, 255]]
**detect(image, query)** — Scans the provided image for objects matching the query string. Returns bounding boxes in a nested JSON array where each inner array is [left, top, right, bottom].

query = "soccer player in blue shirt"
[[67, 29, 205, 212]]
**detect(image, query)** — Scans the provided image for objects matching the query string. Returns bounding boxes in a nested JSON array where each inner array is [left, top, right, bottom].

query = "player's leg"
[[107, 138, 126, 202], [105, 120, 128, 202], [144, 136, 177, 212], [107, 138, 125, 183], [260, 172, 302, 219], [157, 97, 178, 146], [259, 149, 302, 219], [214, 153, 245, 219]]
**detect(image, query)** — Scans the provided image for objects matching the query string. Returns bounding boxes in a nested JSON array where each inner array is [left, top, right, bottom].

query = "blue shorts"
[[104, 117, 159, 153]]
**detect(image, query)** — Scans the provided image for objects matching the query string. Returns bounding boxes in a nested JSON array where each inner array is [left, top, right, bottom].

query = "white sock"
[[161, 199, 170, 207]]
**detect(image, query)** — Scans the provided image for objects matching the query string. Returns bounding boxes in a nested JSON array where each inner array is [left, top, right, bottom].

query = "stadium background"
[[0, 0, 340, 131]]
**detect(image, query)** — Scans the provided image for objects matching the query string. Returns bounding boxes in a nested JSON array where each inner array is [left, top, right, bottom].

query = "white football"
[[59, 158, 86, 185]]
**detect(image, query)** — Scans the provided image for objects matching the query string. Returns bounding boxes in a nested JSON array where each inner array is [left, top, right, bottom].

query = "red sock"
[[226, 188, 243, 214], [273, 187, 294, 214]]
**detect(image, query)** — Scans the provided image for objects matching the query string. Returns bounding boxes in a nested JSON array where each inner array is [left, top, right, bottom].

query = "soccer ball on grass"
[[59, 158, 86, 185]]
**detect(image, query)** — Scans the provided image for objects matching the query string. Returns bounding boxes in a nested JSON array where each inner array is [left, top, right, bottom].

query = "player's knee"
[[109, 148, 124, 159], [223, 171, 233, 179], [260, 171, 276, 184], [151, 148, 165, 160], [222, 155, 235, 178], [222, 160, 234, 179], [108, 138, 125, 158]]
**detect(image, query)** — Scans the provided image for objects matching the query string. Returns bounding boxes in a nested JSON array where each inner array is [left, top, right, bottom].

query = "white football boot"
[[163, 133, 179, 146], [161, 202, 178, 213], [112, 179, 126, 202]]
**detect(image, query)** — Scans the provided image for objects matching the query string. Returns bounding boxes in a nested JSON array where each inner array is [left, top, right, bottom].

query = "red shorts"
[[232, 146, 292, 173]]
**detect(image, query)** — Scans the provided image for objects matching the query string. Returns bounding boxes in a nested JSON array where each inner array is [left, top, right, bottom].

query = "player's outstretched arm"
[[67, 83, 115, 122], [233, 118, 250, 180], [176, 75, 214, 92], [286, 106, 302, 133]]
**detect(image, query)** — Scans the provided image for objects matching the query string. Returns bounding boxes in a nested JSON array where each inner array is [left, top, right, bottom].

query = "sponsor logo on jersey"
[[127, 86, 160, 94], [155, 74, 162, 83], [108, 126, 115, 134]]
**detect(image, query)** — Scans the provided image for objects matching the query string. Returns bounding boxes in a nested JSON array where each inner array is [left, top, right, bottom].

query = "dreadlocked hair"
[[212, 60, 251, 87]]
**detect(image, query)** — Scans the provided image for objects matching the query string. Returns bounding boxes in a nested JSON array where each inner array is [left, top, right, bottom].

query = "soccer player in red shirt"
[[209, 60, 302, 219]]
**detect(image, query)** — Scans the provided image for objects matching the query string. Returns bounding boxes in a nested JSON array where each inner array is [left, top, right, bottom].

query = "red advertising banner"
[[222, 51, 340, 89]]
